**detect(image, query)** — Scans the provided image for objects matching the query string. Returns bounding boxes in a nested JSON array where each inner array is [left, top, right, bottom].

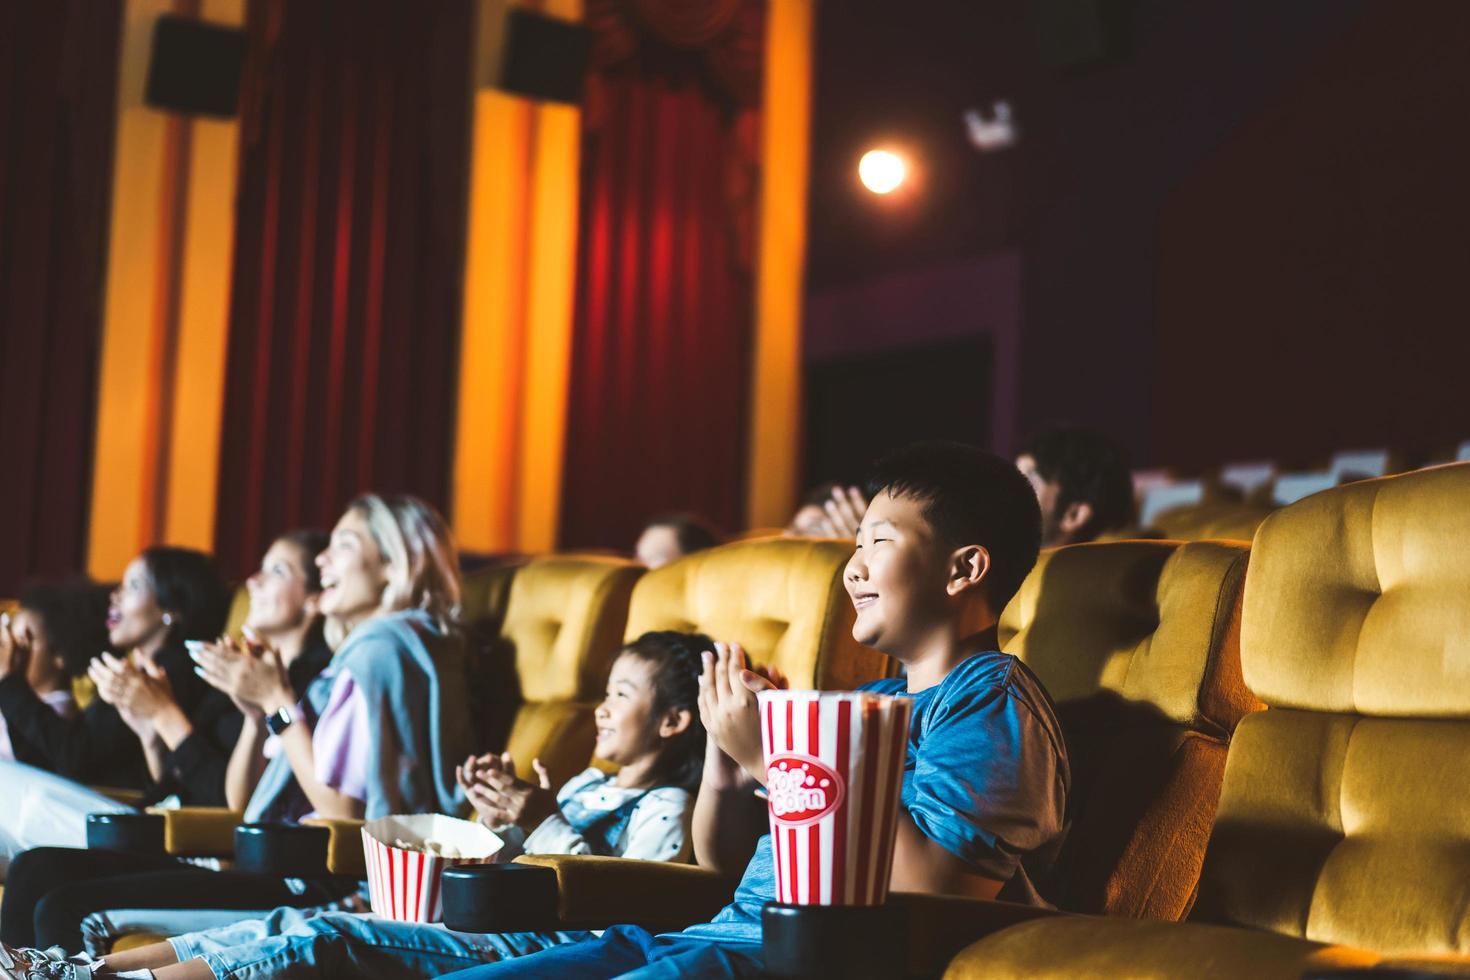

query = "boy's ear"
[[660, 707, 693, 739], [1058, 501, 1094, 538], [947, 545, 991, 597]]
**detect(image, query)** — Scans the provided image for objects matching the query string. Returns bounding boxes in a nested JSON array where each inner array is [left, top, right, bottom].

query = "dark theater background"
[[2, 0, 1467, 590]]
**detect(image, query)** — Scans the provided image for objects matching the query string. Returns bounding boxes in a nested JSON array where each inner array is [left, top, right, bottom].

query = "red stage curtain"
[[0, 1, 123, 594], [213, 0, 472, 578], [558, 3, 764, 550]]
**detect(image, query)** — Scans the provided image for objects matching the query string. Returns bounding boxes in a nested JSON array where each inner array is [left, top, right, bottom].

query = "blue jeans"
[[168, 908, 591, 980], [437, 925, 764, 979]]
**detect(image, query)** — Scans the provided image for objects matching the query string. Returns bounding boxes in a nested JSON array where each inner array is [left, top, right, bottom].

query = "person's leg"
[[434, 926, 658, 980], [149, 959, 216, 980], [97, 940, 181, 973], [34, 870, 356, 951], [628, 936, 764, 979], [0, 847, 182, 946], [156, 912, 599, 980], [102, 904, 313, 975], [0, 761, 134, 876]]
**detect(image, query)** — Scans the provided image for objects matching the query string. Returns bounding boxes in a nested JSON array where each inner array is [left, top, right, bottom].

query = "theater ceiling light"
[[858, 149, 906, 194]]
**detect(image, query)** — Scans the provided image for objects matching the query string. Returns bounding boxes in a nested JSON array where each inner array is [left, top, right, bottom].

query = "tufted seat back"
[[1191, 462, 1470, 955], [623, 536, 890, 692], [999, 539, 1257, 919], [1151, 500, 1274, 542], [223, 586, 250, 637], [498, 556, 643, 788]]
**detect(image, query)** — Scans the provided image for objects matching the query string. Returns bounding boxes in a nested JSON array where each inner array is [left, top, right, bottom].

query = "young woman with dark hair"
[[0, 546, 239, 877]]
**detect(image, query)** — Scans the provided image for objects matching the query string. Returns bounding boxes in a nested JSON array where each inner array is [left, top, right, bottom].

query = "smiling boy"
[[439, 441, 1071, 979]]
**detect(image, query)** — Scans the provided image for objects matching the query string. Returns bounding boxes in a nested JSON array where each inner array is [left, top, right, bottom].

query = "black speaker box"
[[499, 8, 593, 105], [145, 14, 248, 118]]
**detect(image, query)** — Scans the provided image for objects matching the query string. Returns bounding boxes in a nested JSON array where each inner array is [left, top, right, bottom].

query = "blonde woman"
[[3, 496, 474, 959]]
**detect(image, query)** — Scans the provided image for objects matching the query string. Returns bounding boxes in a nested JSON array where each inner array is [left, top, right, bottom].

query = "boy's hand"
[[698, 642, 777, 786]]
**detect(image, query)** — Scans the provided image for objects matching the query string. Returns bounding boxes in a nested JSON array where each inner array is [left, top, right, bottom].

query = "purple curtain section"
[[212, 0, 473, 579], [0, 1, 124, 594]]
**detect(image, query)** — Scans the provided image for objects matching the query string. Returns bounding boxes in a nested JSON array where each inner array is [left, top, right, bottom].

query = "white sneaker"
[[0, 944, 93, 980]]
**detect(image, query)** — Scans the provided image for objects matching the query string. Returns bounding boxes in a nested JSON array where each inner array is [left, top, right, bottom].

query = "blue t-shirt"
[[680, 650, 1071, 946]]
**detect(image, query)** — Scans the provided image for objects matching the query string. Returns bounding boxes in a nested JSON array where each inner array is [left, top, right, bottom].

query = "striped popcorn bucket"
[[758, 690, 911, 906], [362, 814, 503, 923]]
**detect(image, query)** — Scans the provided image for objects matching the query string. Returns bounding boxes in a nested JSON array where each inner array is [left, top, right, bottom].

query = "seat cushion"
[[944, 915, 1380, 980]]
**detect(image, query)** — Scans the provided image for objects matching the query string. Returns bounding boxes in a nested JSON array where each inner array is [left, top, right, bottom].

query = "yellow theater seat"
[[946, 462, 1470, 978], [621, 535, 890, 690], [500, 555, 643, 790], [221, 585, 250, 638], [1150, 499, 1273, 542], [998, 538, 1257, 921]]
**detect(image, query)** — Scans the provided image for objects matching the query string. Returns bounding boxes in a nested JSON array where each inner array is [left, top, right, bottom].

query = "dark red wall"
[[1152, 3, 1470, 469], [0, 1, 123, 595]]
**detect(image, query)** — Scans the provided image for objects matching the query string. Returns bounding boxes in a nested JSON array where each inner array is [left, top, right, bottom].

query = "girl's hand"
[[698, 642, 776, 785], [464, 757, 557, 831]]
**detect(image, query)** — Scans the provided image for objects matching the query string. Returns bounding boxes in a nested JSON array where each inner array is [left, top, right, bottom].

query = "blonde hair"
[[344, 493, 462, 634]]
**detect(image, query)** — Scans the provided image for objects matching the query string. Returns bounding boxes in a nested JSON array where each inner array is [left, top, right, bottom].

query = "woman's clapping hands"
[[189, 631, 293, 719]]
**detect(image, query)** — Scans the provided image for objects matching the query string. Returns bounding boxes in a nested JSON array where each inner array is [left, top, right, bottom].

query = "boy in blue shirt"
[[442, 441, 1071, 979]]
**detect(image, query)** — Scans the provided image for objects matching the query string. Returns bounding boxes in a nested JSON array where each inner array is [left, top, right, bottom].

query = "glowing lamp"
[[858, 149, 905, 194]]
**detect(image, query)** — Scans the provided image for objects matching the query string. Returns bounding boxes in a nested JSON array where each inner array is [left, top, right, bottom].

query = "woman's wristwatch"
[[265, 703, 297, 736]]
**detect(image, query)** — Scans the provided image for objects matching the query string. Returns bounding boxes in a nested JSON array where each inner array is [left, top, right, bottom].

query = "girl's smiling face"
[[593, 652, 667, 767]]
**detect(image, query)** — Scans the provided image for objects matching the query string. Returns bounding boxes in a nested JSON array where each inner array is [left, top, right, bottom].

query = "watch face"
[[267, 706, 293, 735]]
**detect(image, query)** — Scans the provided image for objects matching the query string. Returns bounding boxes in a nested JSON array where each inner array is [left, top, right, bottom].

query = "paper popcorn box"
[[362, 814, 504, 923], [757, 690, 911, 906]]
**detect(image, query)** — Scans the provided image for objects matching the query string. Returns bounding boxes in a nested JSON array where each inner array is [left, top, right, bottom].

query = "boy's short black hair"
[[864, 441, 1042, 610], [1021, 424, 1134, 541]]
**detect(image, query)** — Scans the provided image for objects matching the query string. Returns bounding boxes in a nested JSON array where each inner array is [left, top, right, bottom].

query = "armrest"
[[514, 854, 739, 931], [439, 855, 740, 934], [145, 806, 244, 858], [91, 785, 147, 806], [1308, 963, 1470, 980], [300, 817, 366, 877]]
